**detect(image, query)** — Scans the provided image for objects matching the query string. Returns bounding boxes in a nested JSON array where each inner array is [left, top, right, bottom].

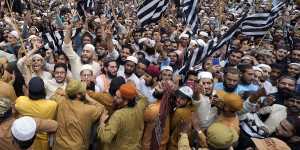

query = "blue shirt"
[[214, 82, 259, 96], [238, 84, 259, 95], [214, 82, 241, 95]]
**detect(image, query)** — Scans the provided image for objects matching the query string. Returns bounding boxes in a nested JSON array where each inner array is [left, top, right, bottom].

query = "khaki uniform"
[[168, 106, 194, 150], [98, 97, 148, 150], [53, 98, 104, 150], [88, 91, 114, 115], [0, 81, 17, 102], [142, 101, 170, 150]]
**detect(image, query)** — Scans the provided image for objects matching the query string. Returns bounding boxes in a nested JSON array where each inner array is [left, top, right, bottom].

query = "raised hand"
[[100, 110, 109, 125], [193, 84, 204, 100]]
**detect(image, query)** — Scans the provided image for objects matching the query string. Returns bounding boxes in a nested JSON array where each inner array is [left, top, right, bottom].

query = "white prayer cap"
[[241, 56, 252, 60], [178, 86, 193, 100], [199, 31, 209, 38], [83, 44, 95, 53], [9, 30, 19, 39], [179, 33, 189, 39], [161, 65, 173, 72], [80, 64, 95, 74], [198, 71, 213, 80], [11, 116, 37, 141], [28, 35, 39, 41], [289, 63, 300, 67], [209, 17, 216, 20], [126, 56, 138, 64], [257, 64, 272, 72], [31, 54, 44, 61], [138, 38, 156, 48], [189, 40, 198, 48], [253, 66, 263, 74]]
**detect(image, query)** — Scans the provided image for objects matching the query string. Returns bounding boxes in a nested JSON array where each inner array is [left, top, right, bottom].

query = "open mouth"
[[32, 65, 40, 70]]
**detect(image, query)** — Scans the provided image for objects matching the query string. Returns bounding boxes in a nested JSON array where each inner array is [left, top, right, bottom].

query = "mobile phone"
[[212, 58, 220, 65]]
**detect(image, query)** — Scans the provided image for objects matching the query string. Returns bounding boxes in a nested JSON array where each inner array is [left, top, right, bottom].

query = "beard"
[[107, 71, 117, 79], [81, 57, 92, 64], [241, 77, 251, 85], [204, 91, 213, 97], [145, 47, 155, 55], [145, 79, 154, 87], [112, 100, 125, 110], [278, 87, 293, 98], [125, 69, 134, 76], [153, 90, 163, 99], [79, 93, 86, 101], [288, 106, 300, 115], [224, 83, 238, 93]]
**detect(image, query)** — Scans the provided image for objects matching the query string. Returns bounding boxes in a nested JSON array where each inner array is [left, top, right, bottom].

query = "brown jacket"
[[0, 81, 17, 102], [53, 97, 104, 150], [88, 91, 114, 114], [168, 106, 194, 150], [98, 97, 148, 150]]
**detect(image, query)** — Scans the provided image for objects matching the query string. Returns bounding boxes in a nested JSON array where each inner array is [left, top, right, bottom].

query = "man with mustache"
[[285, 93, 300, 116], [140, 64, 160, 103], [117, 56, 141, 90], [95, 60, 118, 93], [193, 71, 218, 129], [273, 76, 297, 105], [98, 83, 148, 150], [214, 67, 242, 94], [237, 64, 259, 96], [62, 23, 100, 80], [53, 80, 105, 150]]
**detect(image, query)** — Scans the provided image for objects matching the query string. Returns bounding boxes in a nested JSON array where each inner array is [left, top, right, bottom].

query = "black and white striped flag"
[[177, 12, 248, 75], [208, 1, 285, 56], [178, 1, 286, 75], [43, 29, 81, 52], [241, 1, 285, 36], [181, 0, 199, 34], [178, 39, 215, 74], [137, 0, 170, 27]]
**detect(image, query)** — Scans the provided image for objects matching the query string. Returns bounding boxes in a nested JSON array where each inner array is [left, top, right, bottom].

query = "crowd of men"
[[0, 0, 300, 149]]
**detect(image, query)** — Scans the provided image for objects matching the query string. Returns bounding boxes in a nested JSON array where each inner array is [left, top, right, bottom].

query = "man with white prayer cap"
[[10, 116, 58, 150], [287, 63, 300, 93], [17, 48, 52, 83], [62, 24, 100, 80], [80, 64, 96, 91], [256, 64, 276, 94], [0, 96, 58, 150], [193, 71, 218, 128], [117, 56, 141, 90], [257, 64, 272, 77], [160, 65, 174, 81]]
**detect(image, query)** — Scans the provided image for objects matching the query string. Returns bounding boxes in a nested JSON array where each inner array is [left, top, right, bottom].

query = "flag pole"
[[256, 28, 271, 49]]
